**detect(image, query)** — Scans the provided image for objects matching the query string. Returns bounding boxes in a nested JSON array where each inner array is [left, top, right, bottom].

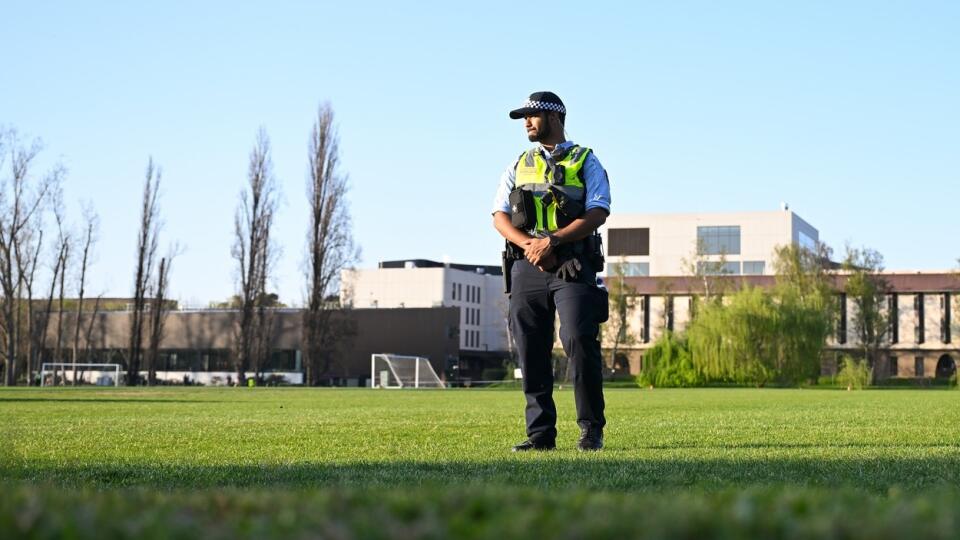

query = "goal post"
[[370, 354, 445, 389], [40, 363, 121, 387]]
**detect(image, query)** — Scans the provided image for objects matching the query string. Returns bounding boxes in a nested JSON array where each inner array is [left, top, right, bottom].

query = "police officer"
[[492, 91, 611, 451]]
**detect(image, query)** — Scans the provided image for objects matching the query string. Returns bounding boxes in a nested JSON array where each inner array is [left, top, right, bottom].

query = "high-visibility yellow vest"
[[514, 145, 591, 232]]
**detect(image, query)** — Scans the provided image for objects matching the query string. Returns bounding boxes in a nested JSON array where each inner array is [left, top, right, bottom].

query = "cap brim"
[[509, 107, 540, 119]]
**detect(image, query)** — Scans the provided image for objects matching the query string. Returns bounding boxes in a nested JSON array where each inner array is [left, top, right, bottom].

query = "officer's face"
[[524, 113, 550, 142]]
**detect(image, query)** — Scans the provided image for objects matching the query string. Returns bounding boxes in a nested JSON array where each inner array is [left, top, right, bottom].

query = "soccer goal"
[[370, 354, 445, 389], [40, 363, 121, 387]]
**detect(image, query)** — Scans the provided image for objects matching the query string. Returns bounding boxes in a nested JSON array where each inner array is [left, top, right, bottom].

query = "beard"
[[527, 119, 552, 142]]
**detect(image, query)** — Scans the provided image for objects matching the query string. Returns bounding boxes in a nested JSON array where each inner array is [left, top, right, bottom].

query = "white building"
[[600, 209, 819, 277], [341, 260, 509, 353]]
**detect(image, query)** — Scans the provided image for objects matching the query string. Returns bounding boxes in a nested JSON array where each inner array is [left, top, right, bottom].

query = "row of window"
[[633, 293, 954, 348], [608, 260, 766, 277], [452, 282, 482, 304], [695, 260, 766, 276], [464, 329, 481, 349], [462, 307, 481, 326], [838, 293, 952, 345], [889, 356, 940, 378]]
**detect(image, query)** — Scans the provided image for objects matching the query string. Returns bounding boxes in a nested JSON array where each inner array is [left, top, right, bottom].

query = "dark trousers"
[[509, 258, 606, 441]]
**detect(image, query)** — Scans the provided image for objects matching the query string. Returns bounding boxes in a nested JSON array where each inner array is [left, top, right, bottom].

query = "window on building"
[[697, 226, 741, 255], [642, 295, 651, 343], [477, 288, 482, 304], [608, 228, 650, 256], [915, 294, 925, 344], [696, 261, 741, 275], [888, 294, 899, 344], [837, 293, 847, 344], [452, 282, 457, 301], [607, 262, 650, 277], [666, 296, 674, 332], [888, 356, 898, 377], [798, 230, 817, 252], [458, 283, 462, 301], [941, 293, 951, 344], [742, 261, 765, 275], [915, 357, 925, 377]]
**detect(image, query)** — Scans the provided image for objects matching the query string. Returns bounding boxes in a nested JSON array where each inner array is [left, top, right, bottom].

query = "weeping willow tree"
[[687, 286, 780, 385], [637, 331, 702, 387], [685, 245, 835, 386], [771, 244, 836, 383]]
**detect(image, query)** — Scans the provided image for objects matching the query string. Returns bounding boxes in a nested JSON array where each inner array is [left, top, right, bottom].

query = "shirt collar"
[[537, 140, 574, 158]]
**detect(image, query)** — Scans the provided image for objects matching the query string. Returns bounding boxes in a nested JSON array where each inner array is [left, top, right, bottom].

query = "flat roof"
[[377, 259, 502, 276]]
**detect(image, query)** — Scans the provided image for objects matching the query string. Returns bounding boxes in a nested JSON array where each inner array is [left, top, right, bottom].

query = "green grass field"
[[2, 386, 960, 539]]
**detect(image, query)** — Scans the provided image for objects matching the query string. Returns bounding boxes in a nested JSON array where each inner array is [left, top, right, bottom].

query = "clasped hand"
[[521, 236, 556, 271]]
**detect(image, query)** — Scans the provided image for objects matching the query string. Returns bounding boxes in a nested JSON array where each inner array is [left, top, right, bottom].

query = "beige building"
[[601, 208, 819, 277], [341, 259, 509, 354]]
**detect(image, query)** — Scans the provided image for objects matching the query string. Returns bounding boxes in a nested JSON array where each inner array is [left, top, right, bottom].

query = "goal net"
[[370, 354, 445, 389], [40, 363, 121, 387]]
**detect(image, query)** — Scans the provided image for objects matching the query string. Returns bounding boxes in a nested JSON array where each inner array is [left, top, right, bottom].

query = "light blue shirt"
[[491, 140, 611, 216]]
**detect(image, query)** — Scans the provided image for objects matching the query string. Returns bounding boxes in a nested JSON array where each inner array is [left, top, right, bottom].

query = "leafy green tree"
[[771, 244, 836, 383], [842, 246, 890, 380]]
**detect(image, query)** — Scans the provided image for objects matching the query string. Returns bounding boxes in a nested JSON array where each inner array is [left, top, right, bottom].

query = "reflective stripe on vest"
[[514, 145, 591, 233]]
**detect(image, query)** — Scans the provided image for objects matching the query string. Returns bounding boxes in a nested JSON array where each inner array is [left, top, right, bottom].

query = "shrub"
[[637, 332, 704, 387], [836, 355, 872, 390]]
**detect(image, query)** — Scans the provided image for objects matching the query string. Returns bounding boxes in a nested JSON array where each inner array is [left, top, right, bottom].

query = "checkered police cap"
[[509, 91, 566, 119]]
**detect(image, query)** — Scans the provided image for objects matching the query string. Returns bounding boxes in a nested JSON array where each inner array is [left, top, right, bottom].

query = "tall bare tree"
[[127, 159, 162, 386], [0, 129, 57, 385], [303, 103, 358, 386], [19, 227, 44, 385], [82, 294, 103, 364], [53, 222, 71, 373], [34, 199, 69, 385], [71, 205, 99, 382], [146, 251, 176, 386], [232, 129, 278, 386]]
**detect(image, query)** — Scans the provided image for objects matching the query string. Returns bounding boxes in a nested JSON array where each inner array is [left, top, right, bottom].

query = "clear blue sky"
[[2, 1, 958, 306]]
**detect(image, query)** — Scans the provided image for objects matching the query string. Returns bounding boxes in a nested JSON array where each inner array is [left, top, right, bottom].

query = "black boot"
[[512, 437, 556, 452], [577, 425, 603, 451]]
